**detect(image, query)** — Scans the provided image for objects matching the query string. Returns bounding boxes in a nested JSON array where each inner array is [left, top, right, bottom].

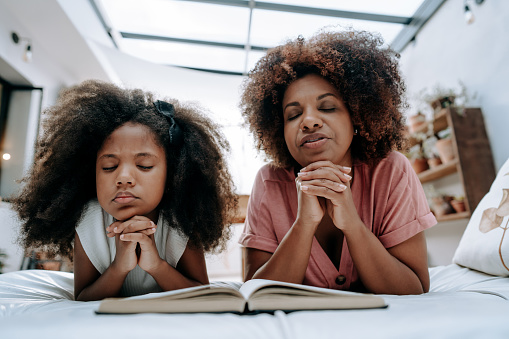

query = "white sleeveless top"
[[76, 200, 188, 297]]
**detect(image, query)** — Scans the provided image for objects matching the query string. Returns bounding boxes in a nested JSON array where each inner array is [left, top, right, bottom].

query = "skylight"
[[94, 0, 440, 75]]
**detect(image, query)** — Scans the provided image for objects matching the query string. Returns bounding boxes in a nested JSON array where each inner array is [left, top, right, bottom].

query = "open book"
[[96, 279, 387, 314]]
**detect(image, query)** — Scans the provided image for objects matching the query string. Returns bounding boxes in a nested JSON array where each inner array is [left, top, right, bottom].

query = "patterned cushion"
[[453, 157, 509, 276]]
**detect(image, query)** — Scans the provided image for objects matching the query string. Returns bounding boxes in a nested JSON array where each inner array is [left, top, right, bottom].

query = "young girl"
[[13, 80, 238, 301], [239, 29, 437, 295]]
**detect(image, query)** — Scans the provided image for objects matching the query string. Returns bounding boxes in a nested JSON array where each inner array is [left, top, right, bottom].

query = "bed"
[[1, 264, 509, 338], [2, 159, 508, 338]]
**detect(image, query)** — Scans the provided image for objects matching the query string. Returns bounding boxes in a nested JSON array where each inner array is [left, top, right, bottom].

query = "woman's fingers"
[[301, 160, 351, 174], [300, 180, 348, 198], [299, 161, 352, 183]]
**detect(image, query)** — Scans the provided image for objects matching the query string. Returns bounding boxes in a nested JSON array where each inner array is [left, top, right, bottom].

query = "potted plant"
[[435, 128, 455, 164], [413, 81, 476, 117], [421, 136, 442, 168], [405, 143, 429, 174], [450, 195, 466, 213], [408, 112, 427, 133]]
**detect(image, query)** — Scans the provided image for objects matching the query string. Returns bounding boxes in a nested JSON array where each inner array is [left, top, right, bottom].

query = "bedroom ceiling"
[[91, 0, 446, 76]]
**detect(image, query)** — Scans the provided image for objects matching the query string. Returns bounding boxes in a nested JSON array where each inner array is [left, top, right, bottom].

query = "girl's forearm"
[[145, 260, 203, 291], [75, 264, 129, 301], [251, 221, 316, 284]]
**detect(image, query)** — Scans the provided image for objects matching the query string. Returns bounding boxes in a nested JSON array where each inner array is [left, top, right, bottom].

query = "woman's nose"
[[300, 109, 323, 131]]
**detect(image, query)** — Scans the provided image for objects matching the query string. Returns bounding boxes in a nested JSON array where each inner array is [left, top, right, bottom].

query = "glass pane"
[[259, 0, 425, 17], [98, 0, 251, 44], [120, 39, 248, 74], [246, 50, 269, 73], [250, 9, 403, 47]]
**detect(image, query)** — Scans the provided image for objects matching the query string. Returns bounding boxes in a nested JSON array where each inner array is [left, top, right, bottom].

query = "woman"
[[239, 29, 436, 295]]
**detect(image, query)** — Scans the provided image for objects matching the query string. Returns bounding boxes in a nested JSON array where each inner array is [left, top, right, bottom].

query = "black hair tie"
[[153, 100, 183, 146]]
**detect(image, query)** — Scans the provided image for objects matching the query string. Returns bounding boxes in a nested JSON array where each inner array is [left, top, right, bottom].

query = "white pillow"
[[453, 157, 509, 276]]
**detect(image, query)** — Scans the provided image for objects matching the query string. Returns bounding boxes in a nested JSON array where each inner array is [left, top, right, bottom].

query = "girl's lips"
[[114, 196, 137, 204], [113, 192, 137, 204]]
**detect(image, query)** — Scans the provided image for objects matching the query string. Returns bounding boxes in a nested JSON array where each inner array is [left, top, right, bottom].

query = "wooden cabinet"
[[408, 107, 496, 222]]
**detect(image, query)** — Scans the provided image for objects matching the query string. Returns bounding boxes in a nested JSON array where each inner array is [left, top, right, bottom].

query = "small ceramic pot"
[[411, 157, 429, 174], [450, 199, 466, 213], [436, 138, 455, 163]]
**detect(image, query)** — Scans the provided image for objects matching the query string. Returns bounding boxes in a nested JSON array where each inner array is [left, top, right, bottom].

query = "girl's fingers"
[[119, 232, 147, 242], [105, 220, 122, 235], [109, 226, 156, 238], [139, 228, 157, 236], [119, 232, 156, 250], [109, 217, 156, 235]]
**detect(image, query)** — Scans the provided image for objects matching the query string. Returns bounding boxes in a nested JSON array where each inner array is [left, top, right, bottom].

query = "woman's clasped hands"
[[295, 161, 360, 232], [106, 216, 161, 274]]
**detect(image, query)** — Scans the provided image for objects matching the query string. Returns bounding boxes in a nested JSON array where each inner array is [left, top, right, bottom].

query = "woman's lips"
[[300, 134, 329, 149], [301, 138, 328, 149]]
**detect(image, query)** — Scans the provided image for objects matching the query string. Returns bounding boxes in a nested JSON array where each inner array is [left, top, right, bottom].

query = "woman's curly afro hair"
[[240, 28, 408, 168], [13, 80, 238, 258]]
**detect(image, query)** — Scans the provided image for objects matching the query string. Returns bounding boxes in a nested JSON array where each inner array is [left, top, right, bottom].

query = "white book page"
[[112, 281, 244, 302], [238, 279, 363, 300]]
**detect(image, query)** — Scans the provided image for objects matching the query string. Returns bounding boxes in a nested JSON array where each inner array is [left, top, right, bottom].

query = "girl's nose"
[[116, 167, 135, 186], [300, 109, 323, 131]]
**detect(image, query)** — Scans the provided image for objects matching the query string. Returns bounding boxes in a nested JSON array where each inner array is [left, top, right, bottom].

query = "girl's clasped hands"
[[106, 217, 159, 274]]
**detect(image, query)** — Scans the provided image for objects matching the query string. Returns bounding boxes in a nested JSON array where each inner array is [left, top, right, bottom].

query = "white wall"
[[400, 0, 509, 170], [0, 0, 266, 272], [92, 42, 267, 194], [0, 0, 117, 271], [400, 0, 509, 265]]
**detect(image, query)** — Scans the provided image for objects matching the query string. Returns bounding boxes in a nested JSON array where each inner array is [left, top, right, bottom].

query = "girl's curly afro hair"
[[240, 28, 408, 168], [12, 80, 238, 258]]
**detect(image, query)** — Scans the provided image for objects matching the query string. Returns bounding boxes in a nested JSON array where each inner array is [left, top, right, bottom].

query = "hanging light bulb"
[[23, 43, 32, 63], [11, 32, 33, 63], [2, 153, 11, 161], [464, 1, 475, 24]]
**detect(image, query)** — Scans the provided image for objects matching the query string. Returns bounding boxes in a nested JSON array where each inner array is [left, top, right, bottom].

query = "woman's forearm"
[[344, 221, 426, 295], [251, 221, 316, 284]]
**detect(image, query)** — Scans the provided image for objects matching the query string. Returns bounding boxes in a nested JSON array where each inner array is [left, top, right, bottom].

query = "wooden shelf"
[[232, 194, 249, 224], [408, 108, 496, 222], [408, 109, 449, 147], [436, 211, 471, 222], [418, 158, 458, 183]]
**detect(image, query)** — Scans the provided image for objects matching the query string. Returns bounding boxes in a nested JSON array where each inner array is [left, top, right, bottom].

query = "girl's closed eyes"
[[13, 80, 238, 301]]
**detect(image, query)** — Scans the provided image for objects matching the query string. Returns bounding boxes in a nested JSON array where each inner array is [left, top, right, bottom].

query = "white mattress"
[[1, 265, 509, 338]]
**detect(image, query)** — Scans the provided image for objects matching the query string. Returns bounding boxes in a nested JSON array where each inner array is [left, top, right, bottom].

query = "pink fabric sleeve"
[[238, 168, 280, 253], [375, 153, 436, 248]]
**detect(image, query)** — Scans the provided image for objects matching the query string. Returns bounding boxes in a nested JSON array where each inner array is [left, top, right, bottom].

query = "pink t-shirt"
[[239, 151, 437, 291]]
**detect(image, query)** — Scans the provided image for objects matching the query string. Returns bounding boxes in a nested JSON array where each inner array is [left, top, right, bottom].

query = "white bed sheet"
[[1, 265, 509, 339]]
